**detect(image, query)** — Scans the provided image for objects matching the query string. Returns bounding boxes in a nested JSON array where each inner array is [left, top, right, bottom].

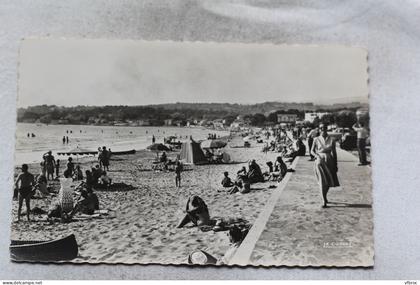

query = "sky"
[[18, 39, 369, 107]]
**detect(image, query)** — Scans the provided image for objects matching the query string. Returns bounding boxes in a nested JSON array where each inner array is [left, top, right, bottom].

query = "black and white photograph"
[[10, 39, 372, 267]]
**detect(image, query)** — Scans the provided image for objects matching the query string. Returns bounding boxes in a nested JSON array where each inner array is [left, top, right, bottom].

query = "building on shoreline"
[[304, 112, 331, 123], [277, 114, 298, 124]]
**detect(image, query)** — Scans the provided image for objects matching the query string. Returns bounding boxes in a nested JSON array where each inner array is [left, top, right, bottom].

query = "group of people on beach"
[[14, 145, 115, 221], [97, 146, 112, 171]]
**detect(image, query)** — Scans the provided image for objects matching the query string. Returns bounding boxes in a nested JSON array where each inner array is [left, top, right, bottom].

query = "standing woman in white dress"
[[310, 124, 340, 208]]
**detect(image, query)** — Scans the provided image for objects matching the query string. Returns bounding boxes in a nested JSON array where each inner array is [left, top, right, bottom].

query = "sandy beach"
[[10, 135, 284, 264]]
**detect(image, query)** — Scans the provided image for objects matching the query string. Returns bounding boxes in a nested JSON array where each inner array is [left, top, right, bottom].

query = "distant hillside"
[[151, 101, 367, 115], [17, 101, 368, 126]]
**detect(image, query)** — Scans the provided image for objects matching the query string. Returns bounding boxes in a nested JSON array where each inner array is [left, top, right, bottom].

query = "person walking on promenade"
[[307, 126, 319, 161], [311, 124, 340, 208], [352, 122, 369, 166]]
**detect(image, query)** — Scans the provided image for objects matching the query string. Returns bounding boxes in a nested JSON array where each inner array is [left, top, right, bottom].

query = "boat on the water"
[[10, 234, 78, 262], [112, 149, 136, 155]]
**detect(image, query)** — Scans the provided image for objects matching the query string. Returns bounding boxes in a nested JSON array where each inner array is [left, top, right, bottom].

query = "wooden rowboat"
[[10, 234, 78, 262]]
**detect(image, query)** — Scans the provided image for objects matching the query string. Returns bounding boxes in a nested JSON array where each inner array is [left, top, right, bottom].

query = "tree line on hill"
[[17, 102, 367, 128]]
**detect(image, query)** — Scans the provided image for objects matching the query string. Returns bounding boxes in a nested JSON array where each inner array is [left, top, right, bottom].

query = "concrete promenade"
[[230, 149, 373, 267]]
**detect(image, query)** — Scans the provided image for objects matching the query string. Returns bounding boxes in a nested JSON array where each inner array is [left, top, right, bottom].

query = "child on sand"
[[175, 161, 182, 187], [55, 159, 60, 178], [14, 164, 35, 221], [221, 172, 234, 188]]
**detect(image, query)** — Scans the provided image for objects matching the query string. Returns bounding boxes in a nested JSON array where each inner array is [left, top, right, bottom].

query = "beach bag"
[[58, 178, 74, 213]]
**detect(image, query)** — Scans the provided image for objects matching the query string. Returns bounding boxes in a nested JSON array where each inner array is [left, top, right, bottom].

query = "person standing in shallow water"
[[310, 124, 340, 208], [14, 164, 35, 221]]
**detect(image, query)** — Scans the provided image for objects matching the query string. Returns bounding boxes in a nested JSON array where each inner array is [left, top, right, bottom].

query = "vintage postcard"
[[11, 39, 372, 266]]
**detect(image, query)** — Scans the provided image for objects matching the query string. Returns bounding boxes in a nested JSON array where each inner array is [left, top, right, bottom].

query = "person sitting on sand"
[[160, 151, 167, 163], [266, 161, 274, 173], [47, 201, 62, 219], [236, 166, 247, 179], [217, 226, 245, 265], [14, 164, 35, 221], [35, 172, 48, 196], [66, 157, 75, 176], [247, 159, 264, 183], [274, 156, 288, 178], [98, 171, 112, 188], [177, 196, 211, 228], [91, 165, 102, 184], [204, 149, 213, 161], [292, 137, 306, 158], [221, 171, 234, 188], [85, 170, 94, 190], [73, 165, 84, 181], [71, 189, 99, 216]]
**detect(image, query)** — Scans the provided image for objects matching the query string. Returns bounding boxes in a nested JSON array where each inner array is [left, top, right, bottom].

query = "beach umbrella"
[[200, 139, 227, 149], [147, 143, 170, 152]]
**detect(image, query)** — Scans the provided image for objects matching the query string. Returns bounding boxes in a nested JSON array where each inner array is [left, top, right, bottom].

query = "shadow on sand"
[[328, 202, 372, 208]]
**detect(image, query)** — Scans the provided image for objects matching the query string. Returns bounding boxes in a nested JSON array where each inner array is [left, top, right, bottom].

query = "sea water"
[[15, 123, 229, 165]]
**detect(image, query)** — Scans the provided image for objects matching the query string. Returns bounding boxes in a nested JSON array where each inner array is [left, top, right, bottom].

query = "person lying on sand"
[[177, 196, 211, 228]]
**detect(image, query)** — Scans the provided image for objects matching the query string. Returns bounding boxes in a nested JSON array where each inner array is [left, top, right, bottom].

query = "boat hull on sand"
[[10, 234, 78, 262]]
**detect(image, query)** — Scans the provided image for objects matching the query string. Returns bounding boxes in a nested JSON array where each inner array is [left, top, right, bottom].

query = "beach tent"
[[179, 140, 207, 164]]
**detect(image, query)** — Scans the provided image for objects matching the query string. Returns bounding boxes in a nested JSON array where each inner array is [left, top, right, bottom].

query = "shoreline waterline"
[[14, 123, 230, 166]]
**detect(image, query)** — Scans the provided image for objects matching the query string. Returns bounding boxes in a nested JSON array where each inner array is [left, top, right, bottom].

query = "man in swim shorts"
[[14, 164, 35, 221]]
